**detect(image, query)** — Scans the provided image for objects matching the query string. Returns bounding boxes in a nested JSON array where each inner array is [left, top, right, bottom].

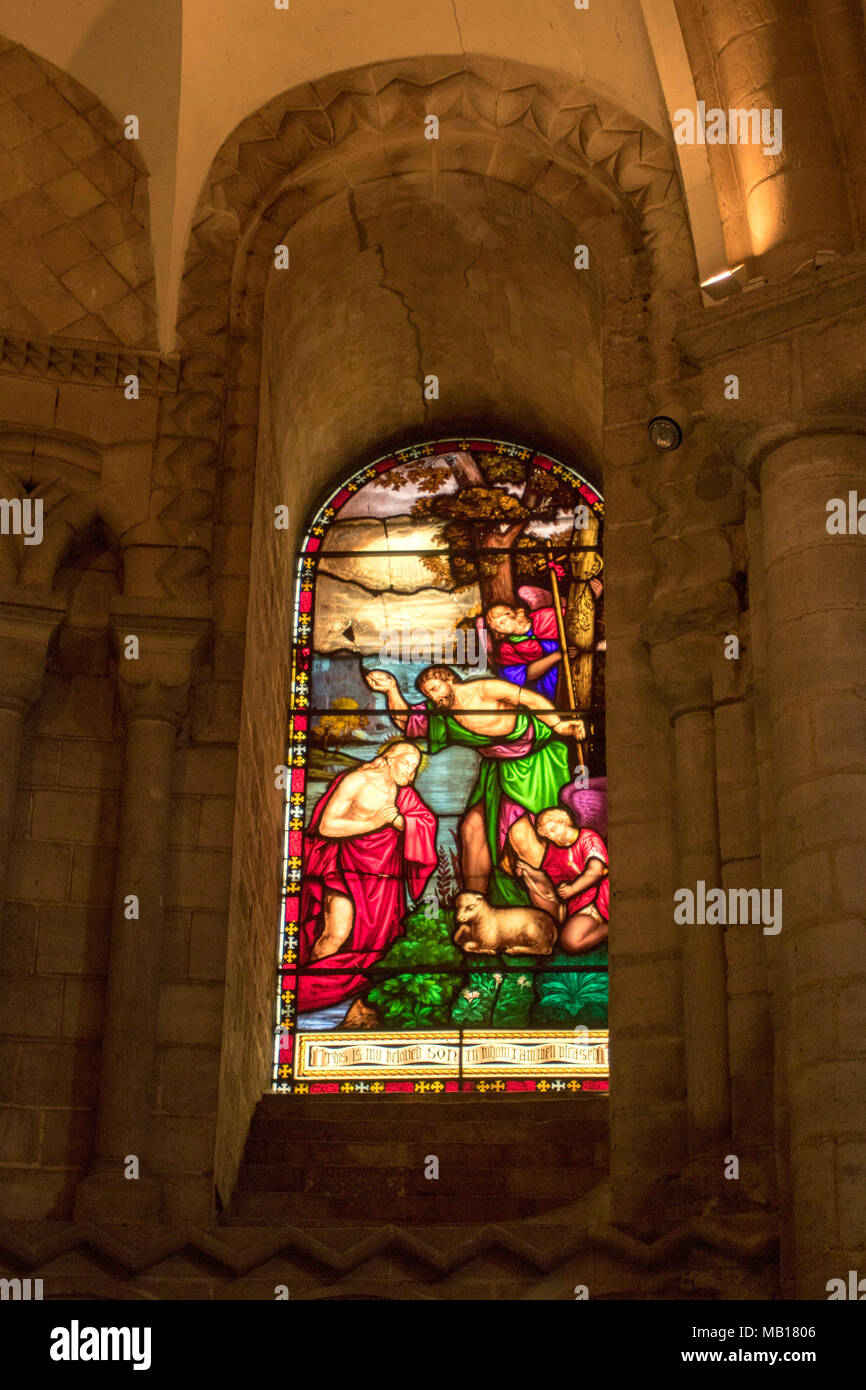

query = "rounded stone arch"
[[0, 34, 157, 347], [171, 55, 700, 631], [153, 53, 701, 636], [211, 57, 701, 1203], [177, 54, 698, 358], [21, 490, 123, 590], [0, 425, 130, 589]]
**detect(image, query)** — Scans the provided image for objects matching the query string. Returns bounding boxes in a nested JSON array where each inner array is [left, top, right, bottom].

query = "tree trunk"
[[444, 452, 529, 610], [477, 522, 525, 608], [446, 451, 487, 488]]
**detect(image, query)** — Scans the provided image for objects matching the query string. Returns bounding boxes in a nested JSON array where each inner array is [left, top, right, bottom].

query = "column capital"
[[677, 257, 866, 372], [641, 581, 740, 719], [735, 415, 866, 488], [0, 584, 68, 714], [675, 256, 866, 465], [109, 598, 212, 725]]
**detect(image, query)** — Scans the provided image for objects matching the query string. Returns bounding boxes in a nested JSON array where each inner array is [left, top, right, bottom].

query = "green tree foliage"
[[312, 697, 365, 750], [372, 452, 579, 606]]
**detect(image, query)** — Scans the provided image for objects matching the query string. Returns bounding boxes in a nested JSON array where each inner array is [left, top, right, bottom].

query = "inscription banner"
[[296, 1030, 610, 1079]]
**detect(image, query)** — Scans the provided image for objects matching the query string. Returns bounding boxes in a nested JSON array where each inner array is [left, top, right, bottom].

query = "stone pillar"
[[0, 587, 67, 917], [656, 636, 733, 1150], [756, 428, 866, 1297], [675, 0, 852, 275], [713, 658, 776, 1203], [645, 588, 739, 1162], [806, 0, 866, 241], [674, 704, 730, 1152], [75, 600, 211, 1222]]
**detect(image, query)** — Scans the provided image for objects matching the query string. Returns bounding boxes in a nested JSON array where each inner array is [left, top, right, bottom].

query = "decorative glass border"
[[286, 1079, 610, 1095], [272, 437, 606, 1094]]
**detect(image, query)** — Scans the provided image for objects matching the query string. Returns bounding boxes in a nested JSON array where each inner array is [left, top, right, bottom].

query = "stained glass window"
[[273, 439, 609, 1094]]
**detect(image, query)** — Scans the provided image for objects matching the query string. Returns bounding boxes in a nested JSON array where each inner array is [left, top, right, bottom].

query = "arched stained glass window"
[[274, 439, 609, 1093]]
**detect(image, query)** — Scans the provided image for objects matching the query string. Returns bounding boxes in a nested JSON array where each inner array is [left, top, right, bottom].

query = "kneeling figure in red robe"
[[297, 741, 438, 1025]]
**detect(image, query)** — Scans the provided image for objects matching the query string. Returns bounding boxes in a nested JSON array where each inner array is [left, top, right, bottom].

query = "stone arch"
[[142, 58, 701, 605], [0, 424, 132, 588], [176, 55, 697, 358], [205, 58, 701, 1207], [0, 35, 157, 347], [264, 170, 609, 479], [156, 58, 699, 600], [21, 491, 121, 589]]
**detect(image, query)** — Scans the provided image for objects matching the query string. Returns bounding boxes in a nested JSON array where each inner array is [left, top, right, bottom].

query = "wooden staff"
[[569, 511, 601, 710], [545, 540, 576, 709]]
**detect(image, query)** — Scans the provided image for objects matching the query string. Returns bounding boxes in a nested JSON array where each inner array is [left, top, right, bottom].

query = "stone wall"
[[0, 37, 863, 1302], [0, 37, 156, 345], [197, 58, 693, 1213], [1, 537, 118, 1219], [0, 360, 236, 1225], [216, 168, 608, 1202]]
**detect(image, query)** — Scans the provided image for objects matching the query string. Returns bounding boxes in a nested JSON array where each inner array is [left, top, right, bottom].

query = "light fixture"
[[700, 263, 747, 301], [648, 415, 683, 451]]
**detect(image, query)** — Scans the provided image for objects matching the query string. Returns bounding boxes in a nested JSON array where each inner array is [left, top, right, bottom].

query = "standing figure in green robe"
[[364, 666, 585, 906]]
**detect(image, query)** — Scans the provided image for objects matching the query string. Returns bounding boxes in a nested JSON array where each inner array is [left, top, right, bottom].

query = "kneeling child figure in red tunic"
[[508, 805, 609, 954]]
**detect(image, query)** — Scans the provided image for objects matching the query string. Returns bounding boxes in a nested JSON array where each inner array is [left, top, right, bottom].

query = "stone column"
[[675, 0, 852, 275], [674, 704, 730, 1152], [806, 0, 866, 241], [756, 427, 866, 1297], [75, 600, 211, 1222], [656, 639, 733, 1150], [0, 587, 67, 917], [645, 588, 739, 1161]]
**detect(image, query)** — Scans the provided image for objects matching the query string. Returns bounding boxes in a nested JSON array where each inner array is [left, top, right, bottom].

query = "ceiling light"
[[700, 264, 747, 301], [648, 416, 683, 451]]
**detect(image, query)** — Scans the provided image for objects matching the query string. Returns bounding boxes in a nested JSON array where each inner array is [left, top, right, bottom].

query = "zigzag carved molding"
[[0, 1215, 778, 1282], [177, 59, 684, 352], [197, 60, 677, 236], [0, 333, 181, 394]]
